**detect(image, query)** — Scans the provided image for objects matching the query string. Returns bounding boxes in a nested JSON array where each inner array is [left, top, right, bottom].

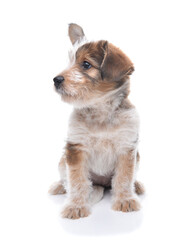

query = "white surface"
[[0, 0, 192, 239]]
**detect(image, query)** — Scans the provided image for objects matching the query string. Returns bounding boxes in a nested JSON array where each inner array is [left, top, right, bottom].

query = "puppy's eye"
[[82, 61, 92, 69]]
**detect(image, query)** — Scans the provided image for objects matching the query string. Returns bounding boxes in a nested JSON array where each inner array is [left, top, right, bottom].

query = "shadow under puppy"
[[49, 23, 145, 219]]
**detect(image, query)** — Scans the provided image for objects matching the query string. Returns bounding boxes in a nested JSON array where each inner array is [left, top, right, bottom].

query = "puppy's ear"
[[68, 23, 85, 45], [101, 42, 134, 81]]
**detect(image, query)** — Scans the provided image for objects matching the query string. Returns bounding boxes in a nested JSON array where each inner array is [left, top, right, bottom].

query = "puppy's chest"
[[68, 108, 139, 175], [68, 109, 139, 150], [69, 120, 133, 150], [87, 134, 117, 176]]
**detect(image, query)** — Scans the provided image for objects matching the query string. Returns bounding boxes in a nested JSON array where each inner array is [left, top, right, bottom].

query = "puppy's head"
[[53, 23, 134, 107]]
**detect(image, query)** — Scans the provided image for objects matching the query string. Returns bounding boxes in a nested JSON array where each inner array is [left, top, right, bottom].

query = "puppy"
[[49, 23, 145, 219]]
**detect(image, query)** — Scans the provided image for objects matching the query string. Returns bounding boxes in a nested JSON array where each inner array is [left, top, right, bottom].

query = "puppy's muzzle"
[[53, 76, 64, 89]]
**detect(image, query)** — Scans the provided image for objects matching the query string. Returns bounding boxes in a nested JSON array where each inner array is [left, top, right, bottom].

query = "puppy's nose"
[[53, 75, 64, 88]]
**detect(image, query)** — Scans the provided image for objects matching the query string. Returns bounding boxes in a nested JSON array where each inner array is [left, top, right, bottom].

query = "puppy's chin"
[[56, 91, 93, 109], [53, 85, 88, 107], [54, 87, 81, 106], [54, 85, 71, 98], [60, 95, 91, 108], [54, 81, 129, 109]]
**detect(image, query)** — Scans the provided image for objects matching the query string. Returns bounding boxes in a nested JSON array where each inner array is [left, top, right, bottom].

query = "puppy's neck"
[[89, 90, 126, 113], [74, 83, 130, 125]]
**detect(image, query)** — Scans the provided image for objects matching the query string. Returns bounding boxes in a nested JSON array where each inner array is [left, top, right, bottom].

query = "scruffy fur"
[[49, 23, 145, 219]]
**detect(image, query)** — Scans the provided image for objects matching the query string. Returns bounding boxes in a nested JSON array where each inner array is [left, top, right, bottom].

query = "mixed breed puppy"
[[49, 23, 145, 219]]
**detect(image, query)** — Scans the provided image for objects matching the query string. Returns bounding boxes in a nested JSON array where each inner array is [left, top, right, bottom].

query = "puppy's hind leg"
[[48, 155, 67, 195], [48, 180, 66, 195], [134, 181, 145, 195], [134, 152, 145, 195]]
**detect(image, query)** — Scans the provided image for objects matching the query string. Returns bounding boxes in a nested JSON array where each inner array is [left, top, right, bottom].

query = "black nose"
[[53, 76, 64, 88]]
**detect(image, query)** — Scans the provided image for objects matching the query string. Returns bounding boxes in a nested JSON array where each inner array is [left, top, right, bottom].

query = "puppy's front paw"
[[112, 198, 141, 212], [61, 205, 90, 219]]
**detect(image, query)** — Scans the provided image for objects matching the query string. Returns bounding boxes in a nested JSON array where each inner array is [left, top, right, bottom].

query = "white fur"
[[67, 91, 139, 178], [71, 71, 84, 82], [50, 25, 142, 216], [56, 84, 140, 206], [68, 36, 88, 68], [89, 186, 104, 206]]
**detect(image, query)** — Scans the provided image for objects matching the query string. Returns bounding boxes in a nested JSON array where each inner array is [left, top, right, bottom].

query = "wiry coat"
[[49, 23, 144, 219]]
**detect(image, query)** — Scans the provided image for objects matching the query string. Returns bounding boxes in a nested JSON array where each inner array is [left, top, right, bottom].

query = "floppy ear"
[[101, 42, 134, 81], [68, 23, 85, 45]]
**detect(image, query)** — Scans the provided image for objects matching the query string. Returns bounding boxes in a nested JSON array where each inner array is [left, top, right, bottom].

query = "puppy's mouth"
[[54, 84, 66, 95], [54, 83, 76, 99]]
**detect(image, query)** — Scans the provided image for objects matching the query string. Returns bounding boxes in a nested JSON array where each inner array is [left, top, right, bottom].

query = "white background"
[[0, 0, 192, 239]]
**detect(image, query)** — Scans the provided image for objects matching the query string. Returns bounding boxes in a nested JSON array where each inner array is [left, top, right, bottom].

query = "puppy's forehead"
[[76, 41, 105, 64]]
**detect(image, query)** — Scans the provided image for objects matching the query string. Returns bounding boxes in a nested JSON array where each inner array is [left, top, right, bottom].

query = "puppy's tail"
[[89, 185, 104, 206]]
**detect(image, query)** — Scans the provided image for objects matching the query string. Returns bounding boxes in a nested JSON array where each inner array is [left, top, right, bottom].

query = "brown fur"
[[61, 143, 91, 219], [57, 41, 134, 104], [137, 151, 140, 164], [112, 198, 140, 212], [112, 150, 141, 211], [65, 143, 84, 166], [134, 181, 145, 195], [50, 24, 145, 219], [101, 43, 134, 81], [61, 205, 90, 219]]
